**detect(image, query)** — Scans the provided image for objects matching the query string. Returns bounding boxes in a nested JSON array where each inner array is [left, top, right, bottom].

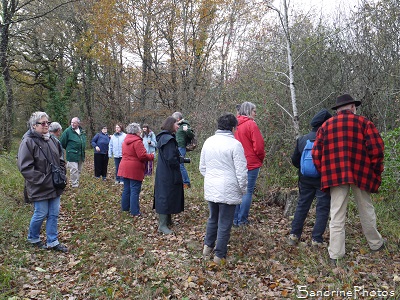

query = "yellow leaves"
[[281, 289, 289, 297], [306, 276, 316, 283], [67, 257, 81, 268], [184, 276, 200, 289], [206, 260, 220, 271], [136, 247, 145, 256], [76, 0, 128, 62], [268, 282, 278, 289]]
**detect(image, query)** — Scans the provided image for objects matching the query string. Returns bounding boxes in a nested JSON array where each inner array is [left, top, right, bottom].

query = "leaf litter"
[[1, 155, 400, 299]]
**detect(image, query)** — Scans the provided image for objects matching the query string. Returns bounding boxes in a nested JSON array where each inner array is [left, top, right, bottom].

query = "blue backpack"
[[300, 139, 320, 178]]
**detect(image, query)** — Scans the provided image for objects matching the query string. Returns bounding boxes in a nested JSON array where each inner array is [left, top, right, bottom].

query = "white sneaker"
[[119, 181, 124, 185], [213, 256, 225, 265], [203, 245, 213, 256], [311, 240, 327, 248], [288, 234, 299, 246]]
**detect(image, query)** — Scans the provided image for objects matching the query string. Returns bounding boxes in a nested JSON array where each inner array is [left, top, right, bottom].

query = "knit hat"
[[310, 108, 332, 128], [331, 94, 361, 110]]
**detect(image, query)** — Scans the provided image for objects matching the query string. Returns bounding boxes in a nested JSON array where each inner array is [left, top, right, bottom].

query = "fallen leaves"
[[2, 156, 400, 299]]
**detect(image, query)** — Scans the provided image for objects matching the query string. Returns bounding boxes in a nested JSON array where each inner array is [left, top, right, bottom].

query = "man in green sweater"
[[60, 117, 86, 188], [172, 112, 194, 188]]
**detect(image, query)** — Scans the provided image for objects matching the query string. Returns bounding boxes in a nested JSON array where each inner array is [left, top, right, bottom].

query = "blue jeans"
[[290, 179, 331, 243], [178, 147, 190, 185], [121, 178, 142, 216], [114, 157, 122, 182], [204, 201, 236, 259], [234, 168, 260, 226], [27, 196, 61, 247]]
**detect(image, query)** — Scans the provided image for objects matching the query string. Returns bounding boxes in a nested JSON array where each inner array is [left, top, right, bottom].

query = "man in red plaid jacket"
[[312, 94, 385, 266]]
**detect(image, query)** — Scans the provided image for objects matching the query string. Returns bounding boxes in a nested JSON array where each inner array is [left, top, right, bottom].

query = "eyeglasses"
[[36, 121, 50, 126]]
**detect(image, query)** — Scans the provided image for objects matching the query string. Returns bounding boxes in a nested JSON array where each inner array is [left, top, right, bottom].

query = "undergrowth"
[[0, 131, 399, 299]]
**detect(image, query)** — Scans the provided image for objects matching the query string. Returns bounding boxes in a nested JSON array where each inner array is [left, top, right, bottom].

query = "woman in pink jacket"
[[118, 123, 154, 217], [234, 102, 266, 226]]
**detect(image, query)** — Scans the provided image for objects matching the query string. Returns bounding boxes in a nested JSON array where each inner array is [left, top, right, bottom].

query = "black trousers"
[[94, 153, 109, 178]]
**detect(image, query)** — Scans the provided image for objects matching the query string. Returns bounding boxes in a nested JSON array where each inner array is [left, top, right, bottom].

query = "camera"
[[180, 157, 191, 163]]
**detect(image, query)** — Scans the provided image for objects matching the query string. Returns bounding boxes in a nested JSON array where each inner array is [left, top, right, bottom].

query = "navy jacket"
[[291, 109, 332, 184], [91, 132, 110, 154]]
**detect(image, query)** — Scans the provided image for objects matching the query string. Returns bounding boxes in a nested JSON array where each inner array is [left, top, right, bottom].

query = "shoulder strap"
[[31, 138, 55, 166]]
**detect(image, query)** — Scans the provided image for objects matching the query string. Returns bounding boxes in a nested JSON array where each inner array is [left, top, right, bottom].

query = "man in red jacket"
[[312, 94, 385, 266]]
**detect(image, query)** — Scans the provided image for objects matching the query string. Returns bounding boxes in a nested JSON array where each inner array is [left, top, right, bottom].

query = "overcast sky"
[[293, 0, 360, 13], [272, 0, 362, 17]]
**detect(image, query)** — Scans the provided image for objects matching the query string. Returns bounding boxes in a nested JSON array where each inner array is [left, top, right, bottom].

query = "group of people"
[[17, 94, 386, 267], [90, 122, 157, 184], [16, 111, 196, 252], [288, 94, 386, 266]]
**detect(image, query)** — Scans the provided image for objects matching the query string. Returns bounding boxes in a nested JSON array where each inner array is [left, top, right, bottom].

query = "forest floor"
[[1, 153, 400, 299]]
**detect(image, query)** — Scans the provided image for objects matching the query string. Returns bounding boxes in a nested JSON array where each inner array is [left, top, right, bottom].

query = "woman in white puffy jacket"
[[199, 113, 248, 264]]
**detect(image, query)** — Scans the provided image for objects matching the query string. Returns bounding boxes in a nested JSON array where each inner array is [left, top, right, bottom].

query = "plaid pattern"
[[312, 110, 384, 193]]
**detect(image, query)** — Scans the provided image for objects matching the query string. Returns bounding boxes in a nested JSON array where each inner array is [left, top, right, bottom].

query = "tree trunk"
[[282, 0, 299, 137], [82, 58, 95, 138], [0, 0, 15, 152], [266, 187, 299, 217]]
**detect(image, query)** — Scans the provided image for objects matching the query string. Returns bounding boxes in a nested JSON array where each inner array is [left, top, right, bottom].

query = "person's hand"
[[182, 125, 188, 131], [95, 146, 100, 152]]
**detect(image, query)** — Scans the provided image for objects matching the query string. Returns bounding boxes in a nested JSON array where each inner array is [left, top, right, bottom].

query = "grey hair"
[[172, 111, 183, 120], [239, 102, 256, 117], [49, 122, 62, 133], [28, 111, 49, 129], [126, 122, 141, 134]]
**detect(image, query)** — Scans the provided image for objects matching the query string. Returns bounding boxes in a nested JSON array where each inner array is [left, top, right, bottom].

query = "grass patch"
[[1, 144, 399, 299]]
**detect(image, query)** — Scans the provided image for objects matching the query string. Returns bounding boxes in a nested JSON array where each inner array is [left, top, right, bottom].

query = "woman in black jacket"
[[154, 116, 185, 234]]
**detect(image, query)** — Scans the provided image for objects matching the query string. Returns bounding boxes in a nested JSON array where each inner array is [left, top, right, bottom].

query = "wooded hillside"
[[0, 0, 399, 158]]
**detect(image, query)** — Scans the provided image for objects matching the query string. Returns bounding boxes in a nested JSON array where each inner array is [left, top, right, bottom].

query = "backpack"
[[300, 139, 320, 178], [185, 131, 197, 151]]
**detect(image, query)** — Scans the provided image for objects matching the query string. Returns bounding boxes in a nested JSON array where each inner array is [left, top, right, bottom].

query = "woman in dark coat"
[[17, 111, 68, 253], [154, 116, 185, 234]]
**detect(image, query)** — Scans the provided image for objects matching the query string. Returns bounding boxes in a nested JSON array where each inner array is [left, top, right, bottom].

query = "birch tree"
[[267, 0, 299, 136]]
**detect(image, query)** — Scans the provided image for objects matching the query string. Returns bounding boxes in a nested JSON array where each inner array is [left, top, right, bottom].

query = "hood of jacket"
[[124, 133, 141, 146], [310, 109, 332, 128], [237, 115, 254, 126], [156, 130, 175, 148]]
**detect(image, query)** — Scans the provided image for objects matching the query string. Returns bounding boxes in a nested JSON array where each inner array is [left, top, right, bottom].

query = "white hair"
[[28, 112, 49, 129]]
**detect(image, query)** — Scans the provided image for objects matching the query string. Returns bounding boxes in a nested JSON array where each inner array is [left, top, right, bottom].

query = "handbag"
[[50, 164, 67, 189], [33, 138, 67, 189]]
